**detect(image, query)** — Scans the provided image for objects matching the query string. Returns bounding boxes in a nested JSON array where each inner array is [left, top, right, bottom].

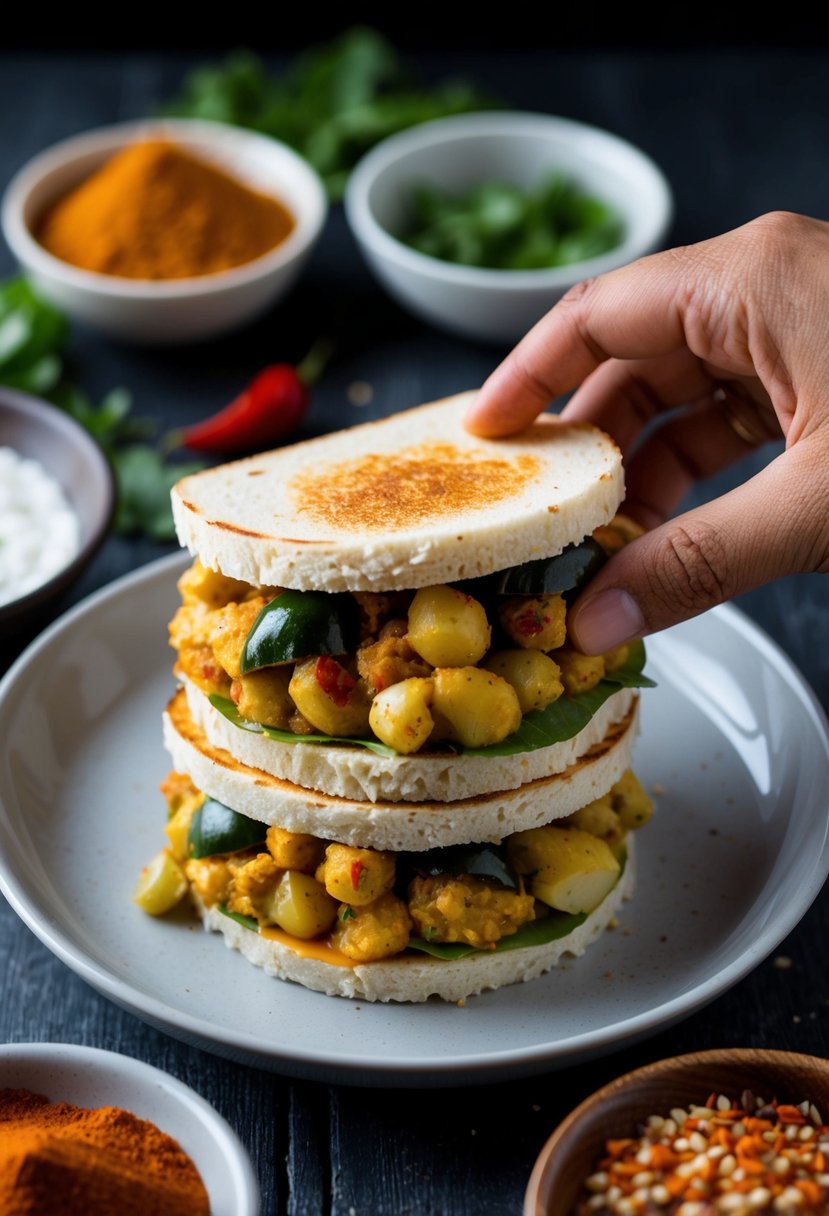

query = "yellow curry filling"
[[169, 517, 641, 756], [135, 770, 653, 963]]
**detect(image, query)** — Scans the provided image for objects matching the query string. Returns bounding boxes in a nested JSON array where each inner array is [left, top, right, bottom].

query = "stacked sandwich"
[[135, 394, 654, 1002]]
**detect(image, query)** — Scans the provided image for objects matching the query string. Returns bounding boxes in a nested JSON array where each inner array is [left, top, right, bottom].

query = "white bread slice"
[[171, 392, 623, 592], [182, 677, 638, 804], [192, 840, 635, 1003], [164, 688, 638, 851]]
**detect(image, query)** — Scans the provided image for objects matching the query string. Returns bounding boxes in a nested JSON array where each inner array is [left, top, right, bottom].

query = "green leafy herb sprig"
[[164, 28, 494, 200], [0, 278, 202, 540], [400, 175, 624, 270]]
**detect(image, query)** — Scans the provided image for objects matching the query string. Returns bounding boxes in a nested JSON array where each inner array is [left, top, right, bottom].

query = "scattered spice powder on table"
[[575, 1091, 829, 1215], [0, 1087, 210, 1215], [36, 139, 295, 279]]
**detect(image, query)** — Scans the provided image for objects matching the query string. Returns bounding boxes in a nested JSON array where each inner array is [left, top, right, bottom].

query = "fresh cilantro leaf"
[[164, 31, 495, 200], [112, 446, 204, 540]]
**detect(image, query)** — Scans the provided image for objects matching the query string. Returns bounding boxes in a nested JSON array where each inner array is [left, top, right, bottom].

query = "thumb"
[[568, 444, 827, 653]]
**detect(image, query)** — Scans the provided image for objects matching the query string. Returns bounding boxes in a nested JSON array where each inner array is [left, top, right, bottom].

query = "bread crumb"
[[774, 956, 793, 970], [457, 998, 466, 1009], [347, 380, 374, 406], [651, 782, 666, 796]]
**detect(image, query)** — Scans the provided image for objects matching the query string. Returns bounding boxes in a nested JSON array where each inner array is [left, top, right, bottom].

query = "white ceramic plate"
[[1, 554, 828, 1087], [0, 1042, 259, 1214]]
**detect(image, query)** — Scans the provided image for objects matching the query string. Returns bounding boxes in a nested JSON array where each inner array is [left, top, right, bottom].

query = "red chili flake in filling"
[[315, 656, 355, 707], [515, 609, 545, 637], [350, 861, 364, 891]]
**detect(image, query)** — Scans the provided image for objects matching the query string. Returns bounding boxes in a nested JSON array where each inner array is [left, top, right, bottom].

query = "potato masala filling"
[[135, 770, 653, 962], [169, 519, 643, 756]]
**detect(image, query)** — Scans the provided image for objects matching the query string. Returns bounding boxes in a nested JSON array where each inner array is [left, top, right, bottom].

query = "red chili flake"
[[315, 657, 355, 707], [350, 861, 364, 891], [515, 609, 544, 637]]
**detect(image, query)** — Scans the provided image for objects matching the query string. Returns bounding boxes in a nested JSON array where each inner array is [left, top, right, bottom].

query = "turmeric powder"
[[36, 139, 295, 280], [0, 1087, 210, 1215]]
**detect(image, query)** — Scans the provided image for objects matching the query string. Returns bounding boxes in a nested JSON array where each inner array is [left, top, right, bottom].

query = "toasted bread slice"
[[181, 677, 638, 804], [164, 688, 638, 851], [171, 392, 623, 592], [191, 841, 635, 1003]]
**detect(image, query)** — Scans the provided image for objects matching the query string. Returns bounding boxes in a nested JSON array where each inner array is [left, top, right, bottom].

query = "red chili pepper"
[[350, 861, 364, 891], [315, 656, 356, 708], [175, 340, 331, 455]]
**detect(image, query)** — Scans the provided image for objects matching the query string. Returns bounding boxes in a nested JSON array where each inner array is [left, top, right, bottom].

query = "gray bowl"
[[0, 388, 114, 628]]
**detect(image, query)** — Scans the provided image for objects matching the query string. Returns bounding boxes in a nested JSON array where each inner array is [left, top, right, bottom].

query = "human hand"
[[465, 212, 829, 653]]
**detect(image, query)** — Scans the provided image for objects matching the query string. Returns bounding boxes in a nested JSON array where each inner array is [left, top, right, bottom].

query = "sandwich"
[[135, 392, 654, 1002]]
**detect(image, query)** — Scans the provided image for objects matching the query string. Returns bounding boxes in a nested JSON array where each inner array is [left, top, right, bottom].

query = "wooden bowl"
[[524, 1048, 829, 1216]]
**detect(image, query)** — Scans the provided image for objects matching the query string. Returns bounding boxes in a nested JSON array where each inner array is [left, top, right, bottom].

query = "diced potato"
[[407, 585, 491, 667], [270, 871, 338, 939], [611, 770, 654, 830], [315, 843, 395, 907], [603, 644, 630, 673], [552, 646, 606, 696], [331, 893, 413, 962], [564, 794, 623, 844], [231, 668, 294, 728], [289, 658, 371, 737], [507, 826, 620, 914], [133, 849, 188, 916], [165, 794, 204, 863], [369, 677, 435, 753], [210, 598, 269, 679], [431, 667, 522, 748], [266, 826, 325, 873], [408, 874, 535, 948], [482, 649, 564, 713], [178, 560, 253, 608], [498, 594, 567, 651]]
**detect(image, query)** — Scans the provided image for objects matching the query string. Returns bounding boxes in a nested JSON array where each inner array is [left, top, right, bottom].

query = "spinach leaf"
[[404, 910, 588, 959], [208, 694, 396, 756], [208, 640, 653, 758], [219, 905, 259, 932]]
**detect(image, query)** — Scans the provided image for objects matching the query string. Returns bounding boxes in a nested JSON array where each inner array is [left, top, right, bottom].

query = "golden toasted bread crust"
[[171, 392, 623, 591], [165, 687, 639, 849]]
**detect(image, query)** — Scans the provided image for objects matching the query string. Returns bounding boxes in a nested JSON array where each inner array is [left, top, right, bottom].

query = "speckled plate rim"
[[0, 1040, 259, 1215], [0, 553, 828, 1086]]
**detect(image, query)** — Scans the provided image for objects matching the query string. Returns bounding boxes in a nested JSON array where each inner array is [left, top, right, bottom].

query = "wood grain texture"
[[1, 47, 829, 1216]]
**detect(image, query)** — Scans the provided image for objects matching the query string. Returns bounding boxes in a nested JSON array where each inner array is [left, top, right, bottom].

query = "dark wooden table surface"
[[2, 46, 829, 1216]]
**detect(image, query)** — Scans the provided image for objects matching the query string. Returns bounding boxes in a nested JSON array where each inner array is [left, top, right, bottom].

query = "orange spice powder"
[[36, 139, 295, 280], [0, 1087, 210, 1216]]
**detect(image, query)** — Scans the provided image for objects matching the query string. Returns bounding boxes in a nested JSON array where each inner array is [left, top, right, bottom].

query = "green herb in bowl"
[[398, 174, 624, 270]]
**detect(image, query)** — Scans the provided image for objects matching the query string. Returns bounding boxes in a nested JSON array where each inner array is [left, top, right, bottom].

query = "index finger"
[[464, 245, 703, 438]]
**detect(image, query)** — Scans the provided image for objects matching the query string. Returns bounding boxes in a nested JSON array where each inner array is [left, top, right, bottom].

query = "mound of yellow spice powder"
[[36, 140, 295, 279]]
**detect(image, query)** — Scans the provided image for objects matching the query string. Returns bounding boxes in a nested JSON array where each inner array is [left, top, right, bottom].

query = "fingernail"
[[571, 589, 645, 654]]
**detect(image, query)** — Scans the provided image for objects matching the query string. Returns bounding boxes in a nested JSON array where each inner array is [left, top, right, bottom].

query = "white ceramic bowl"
[[345, 111, 673, 345], [0, 1042, 259, 1215], [1, 119, 328, 344]]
